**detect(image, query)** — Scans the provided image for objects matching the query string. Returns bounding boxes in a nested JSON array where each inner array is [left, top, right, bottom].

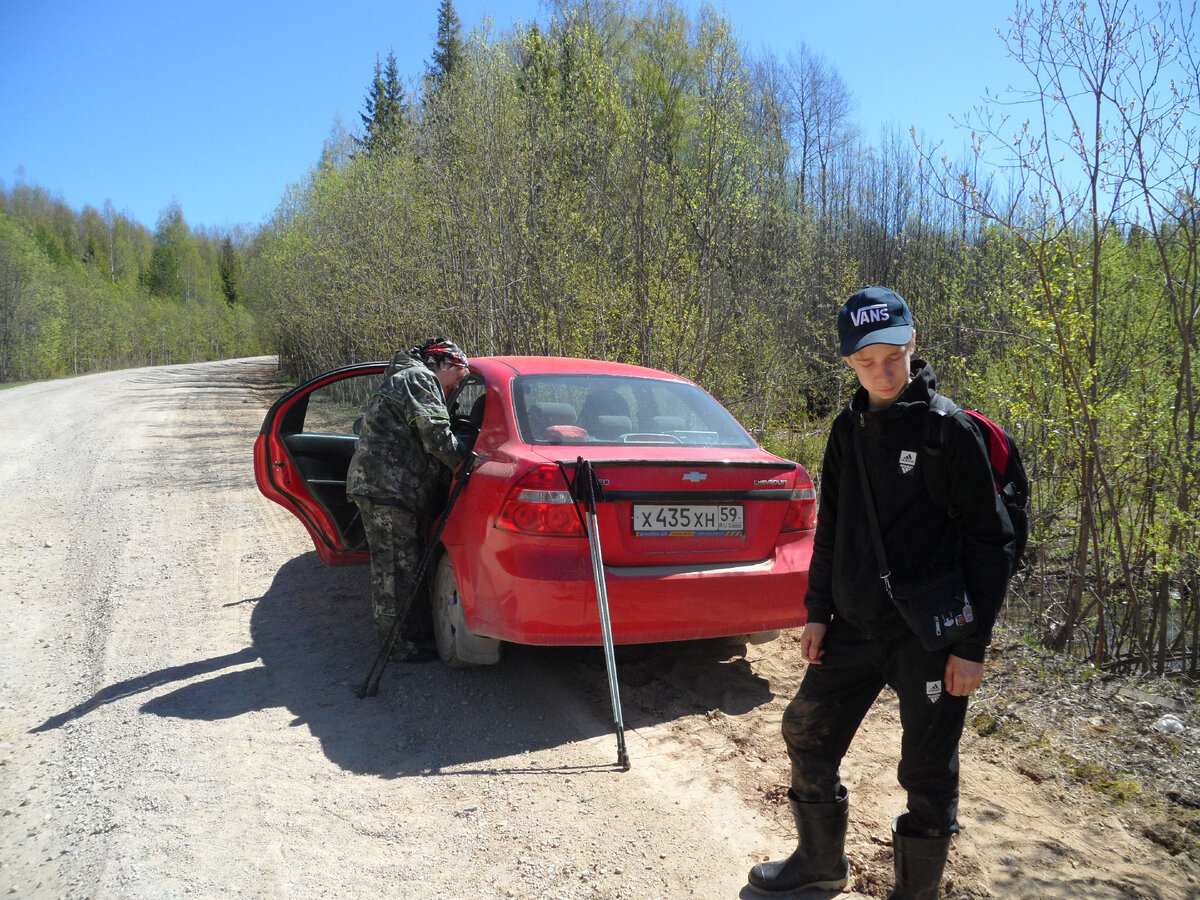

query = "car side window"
[[294, 373, 381, 436], [448, 378, 486, 427], [447, 377, 481, 412]]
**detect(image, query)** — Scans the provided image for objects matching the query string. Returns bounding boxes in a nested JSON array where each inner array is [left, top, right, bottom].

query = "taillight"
[[496, 465, 586, 537], [780, 470, 817, 532]]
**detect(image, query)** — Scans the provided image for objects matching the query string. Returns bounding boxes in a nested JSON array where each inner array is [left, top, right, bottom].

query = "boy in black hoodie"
[[749, 287, 1014, 900]]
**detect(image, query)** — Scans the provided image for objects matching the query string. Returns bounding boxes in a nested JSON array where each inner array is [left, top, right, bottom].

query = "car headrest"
[[593, 414, 632, 439], [529, 402, 577, 428]]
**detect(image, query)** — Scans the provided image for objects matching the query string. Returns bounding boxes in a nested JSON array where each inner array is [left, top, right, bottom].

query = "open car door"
[[254, 363, 387, 565]]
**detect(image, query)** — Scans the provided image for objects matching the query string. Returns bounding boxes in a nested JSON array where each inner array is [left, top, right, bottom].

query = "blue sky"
[[0, 0, 1026, 233]]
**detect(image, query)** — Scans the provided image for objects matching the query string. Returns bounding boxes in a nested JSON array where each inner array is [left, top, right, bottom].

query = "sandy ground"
[[1, 357, 1196, 900]]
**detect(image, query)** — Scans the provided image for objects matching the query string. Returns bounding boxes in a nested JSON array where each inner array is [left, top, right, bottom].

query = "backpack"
[[923, 395, 1030, 574]]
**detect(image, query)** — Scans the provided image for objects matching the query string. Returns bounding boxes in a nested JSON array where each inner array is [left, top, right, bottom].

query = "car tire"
[[747, 629, 781, 645], [431, 551, 502, 668], [720, 630, 780, 649]]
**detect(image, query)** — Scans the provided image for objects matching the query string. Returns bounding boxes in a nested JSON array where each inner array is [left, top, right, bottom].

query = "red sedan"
[[254, 356, 815, 666]]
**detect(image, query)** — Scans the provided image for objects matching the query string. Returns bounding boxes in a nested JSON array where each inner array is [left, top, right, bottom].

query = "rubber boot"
[[887, 815, 951, 900], [747, 786, 850, 895], [375, 615, 398, 646], [376, 616, 437, 663]]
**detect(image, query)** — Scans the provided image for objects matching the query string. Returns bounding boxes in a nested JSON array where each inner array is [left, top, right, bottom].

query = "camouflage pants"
[[353, 498, 428, 642]]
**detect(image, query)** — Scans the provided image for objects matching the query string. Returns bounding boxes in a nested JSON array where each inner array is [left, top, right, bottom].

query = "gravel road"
[[1, 358, 1195, 900]]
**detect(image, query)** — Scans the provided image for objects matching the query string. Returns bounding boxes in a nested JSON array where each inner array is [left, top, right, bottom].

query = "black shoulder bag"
[[851, 422, 976, 651]]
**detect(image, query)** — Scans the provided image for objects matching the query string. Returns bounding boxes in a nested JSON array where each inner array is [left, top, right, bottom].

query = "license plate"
[[633, 504, 744, 537]]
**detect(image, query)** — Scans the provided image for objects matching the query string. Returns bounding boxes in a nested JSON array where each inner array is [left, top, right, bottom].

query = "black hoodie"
[[803, 360, 1015, 662]]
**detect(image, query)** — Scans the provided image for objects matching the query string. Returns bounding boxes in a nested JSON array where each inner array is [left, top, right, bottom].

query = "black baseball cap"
[[837, 287, 914, 357]]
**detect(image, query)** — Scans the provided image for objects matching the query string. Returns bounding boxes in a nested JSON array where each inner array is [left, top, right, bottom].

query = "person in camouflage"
[[346, 338, 472, 662]]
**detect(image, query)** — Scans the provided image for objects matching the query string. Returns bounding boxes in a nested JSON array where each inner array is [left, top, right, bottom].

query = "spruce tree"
[[219, 235, 239, 305], [146, 203, 186, 298], [427, 0, 464, 89], [358, 50, 407, 155]]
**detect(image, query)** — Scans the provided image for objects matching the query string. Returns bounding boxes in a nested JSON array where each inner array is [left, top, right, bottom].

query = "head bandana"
[[411, 338, 469, 369]]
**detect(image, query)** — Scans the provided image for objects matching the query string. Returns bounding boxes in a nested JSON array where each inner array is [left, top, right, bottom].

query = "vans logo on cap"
[[850, 303, 891, 328]]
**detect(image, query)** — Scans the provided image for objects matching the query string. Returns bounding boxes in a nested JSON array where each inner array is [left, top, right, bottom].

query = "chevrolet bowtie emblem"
[[682, 471, 707, 482]]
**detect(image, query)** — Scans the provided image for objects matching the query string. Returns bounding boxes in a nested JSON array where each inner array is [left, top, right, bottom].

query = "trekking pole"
[[358, 456, 475, 699], [569, 457, 630, 770]]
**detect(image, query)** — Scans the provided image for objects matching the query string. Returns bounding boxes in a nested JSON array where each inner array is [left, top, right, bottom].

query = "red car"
[[254, 356, 816, 666]]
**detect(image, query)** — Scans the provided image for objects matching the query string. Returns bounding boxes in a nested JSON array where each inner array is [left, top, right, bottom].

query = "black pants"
[[781, 621, 966, 837]]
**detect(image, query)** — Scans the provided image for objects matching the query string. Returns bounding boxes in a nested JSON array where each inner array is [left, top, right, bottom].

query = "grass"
[[1054, 752, 1144, 801]]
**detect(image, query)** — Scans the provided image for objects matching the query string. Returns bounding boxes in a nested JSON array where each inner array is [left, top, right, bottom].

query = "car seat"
[[652, 415, 686, 432], [578, 389, 632, 441], [469, 394, 487, 430], [527, 400, 577, 437]]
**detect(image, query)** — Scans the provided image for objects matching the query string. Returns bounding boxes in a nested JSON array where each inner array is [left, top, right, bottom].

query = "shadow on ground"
[[34, 552, 775, 779]]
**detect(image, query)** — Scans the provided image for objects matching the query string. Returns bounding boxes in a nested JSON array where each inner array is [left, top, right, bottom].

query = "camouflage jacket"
[[345, 354, 469, 510]]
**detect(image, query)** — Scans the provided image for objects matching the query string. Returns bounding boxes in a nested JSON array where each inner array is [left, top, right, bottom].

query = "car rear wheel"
[[721, 629, 781, 649], [431, 552, 502, 668], [747, 629, 781, 644]]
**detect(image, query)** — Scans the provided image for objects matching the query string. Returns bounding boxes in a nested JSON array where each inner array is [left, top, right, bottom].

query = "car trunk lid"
[[532, 449, 812, 566]]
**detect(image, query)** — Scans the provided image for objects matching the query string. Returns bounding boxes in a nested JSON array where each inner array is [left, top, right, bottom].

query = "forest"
[[0, 190, 263, 379], [2, 0, 1196, 678]]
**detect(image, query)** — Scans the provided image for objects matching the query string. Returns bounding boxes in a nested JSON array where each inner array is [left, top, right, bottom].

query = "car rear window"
[[512, 374, 757, 448]]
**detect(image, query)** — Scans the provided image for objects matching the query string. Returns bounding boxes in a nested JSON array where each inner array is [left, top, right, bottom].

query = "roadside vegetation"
[[1, 0, 1196, 680], [0, 192, 263, 380]]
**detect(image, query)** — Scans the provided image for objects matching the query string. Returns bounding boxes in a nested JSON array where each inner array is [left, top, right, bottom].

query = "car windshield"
[[512, 374, 758, 448]]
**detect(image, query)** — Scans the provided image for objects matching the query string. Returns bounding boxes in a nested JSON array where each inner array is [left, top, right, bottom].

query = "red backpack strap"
[[964, 410, 1009, 488]]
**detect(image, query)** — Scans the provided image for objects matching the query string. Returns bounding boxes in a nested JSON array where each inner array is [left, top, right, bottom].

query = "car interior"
[[447, 377, 486, 450], [513, 375, 748, 447]]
